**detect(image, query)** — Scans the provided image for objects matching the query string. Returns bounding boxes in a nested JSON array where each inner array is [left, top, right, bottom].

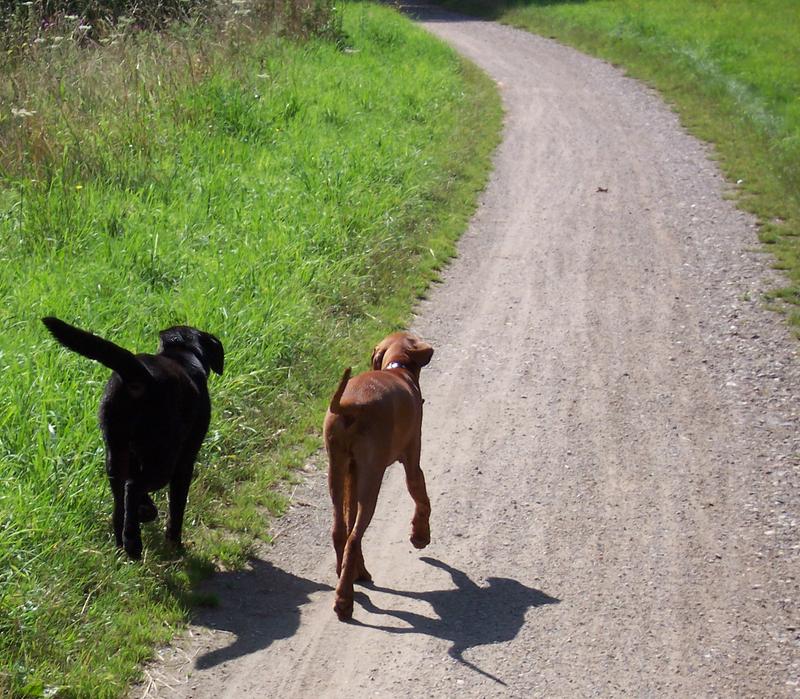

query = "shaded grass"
[[0, 3, 503, 696], [440, 0, 800, 330]]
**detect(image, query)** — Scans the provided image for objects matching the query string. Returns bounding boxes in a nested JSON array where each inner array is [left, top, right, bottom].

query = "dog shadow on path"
[[352, 556, 559, 686], [192, 558, 331, 670]]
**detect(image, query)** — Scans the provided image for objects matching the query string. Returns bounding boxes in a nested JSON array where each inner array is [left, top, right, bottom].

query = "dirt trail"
[[136, 4, 800, 697]]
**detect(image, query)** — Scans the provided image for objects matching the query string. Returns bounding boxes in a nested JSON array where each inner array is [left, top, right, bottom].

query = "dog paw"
[[334, 596, 353, 621], [165, 533, 183, 551], [123, 537, 143, 560], [355, 567, 372, 584], [410, 532, 430, 549], [138, 498, 158, 523]]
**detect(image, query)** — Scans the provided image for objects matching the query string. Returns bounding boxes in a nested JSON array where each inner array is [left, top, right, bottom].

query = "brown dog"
[[323, 332, 434, 620]]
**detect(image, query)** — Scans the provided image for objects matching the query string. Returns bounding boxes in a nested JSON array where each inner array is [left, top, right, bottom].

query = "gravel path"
[[134, 4, 800, 697]]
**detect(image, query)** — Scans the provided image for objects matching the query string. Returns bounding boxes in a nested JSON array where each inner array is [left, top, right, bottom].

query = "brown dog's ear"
[[371, 345, 386, 371], [409, 341, 433, 368]]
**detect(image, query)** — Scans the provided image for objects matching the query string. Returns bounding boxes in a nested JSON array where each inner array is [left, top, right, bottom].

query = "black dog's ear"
[[201, 333, 224, 375], [409, 340, 433, 369], [371, 345, 386, 371], [159, 326, 224, 376]]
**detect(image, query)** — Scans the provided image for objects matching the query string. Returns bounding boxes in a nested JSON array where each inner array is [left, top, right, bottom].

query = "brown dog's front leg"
[[123, 479, 143, 559], [402, 444, 431, 550]]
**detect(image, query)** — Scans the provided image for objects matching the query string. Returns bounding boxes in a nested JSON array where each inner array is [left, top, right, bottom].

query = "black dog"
[[42, 316, 224, 559]]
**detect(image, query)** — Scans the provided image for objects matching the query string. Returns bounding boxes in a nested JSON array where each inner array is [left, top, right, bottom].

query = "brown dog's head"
[[371, 332, 433, 378]]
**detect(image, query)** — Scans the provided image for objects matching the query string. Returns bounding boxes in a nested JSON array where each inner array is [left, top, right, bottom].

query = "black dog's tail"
[[42, 316, 153, 388]]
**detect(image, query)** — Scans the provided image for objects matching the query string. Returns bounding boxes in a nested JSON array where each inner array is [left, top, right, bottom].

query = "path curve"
[[136, 4, 800, 697]]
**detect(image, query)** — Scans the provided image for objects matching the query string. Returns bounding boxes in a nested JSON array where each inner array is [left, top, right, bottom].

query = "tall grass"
[[0, 2, 502, 696], [0, 0, 341, 52], [442, 0, 800, 329]]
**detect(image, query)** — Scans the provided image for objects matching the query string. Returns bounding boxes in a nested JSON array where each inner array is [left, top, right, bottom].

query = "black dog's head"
[[158, 326, 224, 377]]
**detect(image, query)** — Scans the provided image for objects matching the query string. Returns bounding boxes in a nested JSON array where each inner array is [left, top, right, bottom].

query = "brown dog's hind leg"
[[402, 440, 431, 550], [328, 453, 349, 577], [346, 469, 371, 583], [335, 476, 381, 621]]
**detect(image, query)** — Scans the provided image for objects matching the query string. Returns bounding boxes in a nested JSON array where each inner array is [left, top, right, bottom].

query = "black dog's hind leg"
[[109, 475, 125, 549], [106, 446, 129, 550], [123, 479, 144, 559], [138, 493, 158, 523], [121, 452, 157, 523]]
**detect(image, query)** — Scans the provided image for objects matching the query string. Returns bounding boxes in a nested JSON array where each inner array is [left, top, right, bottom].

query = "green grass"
[[0, 3, 502, 696], [440, 0, 800, 329]]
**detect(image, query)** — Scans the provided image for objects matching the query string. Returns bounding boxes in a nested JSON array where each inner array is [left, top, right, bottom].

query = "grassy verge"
[[0, 3, 502, 696], [440, 0, 800, 329]]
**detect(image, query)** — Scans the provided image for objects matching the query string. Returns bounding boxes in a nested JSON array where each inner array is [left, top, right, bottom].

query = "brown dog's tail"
[[328, 367, 352, 415], [42, 316, 153, 389]]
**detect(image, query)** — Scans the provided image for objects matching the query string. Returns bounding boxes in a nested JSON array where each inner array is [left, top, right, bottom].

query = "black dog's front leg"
[[166, 467, 193, 548], [123, 479, 143, 559]]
